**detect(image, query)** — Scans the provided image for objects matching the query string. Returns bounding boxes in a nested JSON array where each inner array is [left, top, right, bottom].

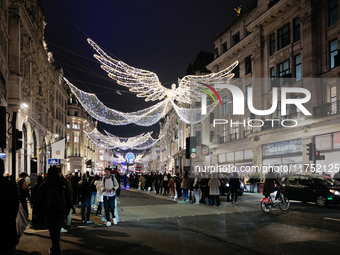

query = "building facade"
[[0, 0, 70, 179], [160, 0, 340, 181]]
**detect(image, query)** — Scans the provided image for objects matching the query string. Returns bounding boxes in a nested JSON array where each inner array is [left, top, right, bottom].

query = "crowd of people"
[[1, 162, 245, 255], [127, 171, 242, 207]]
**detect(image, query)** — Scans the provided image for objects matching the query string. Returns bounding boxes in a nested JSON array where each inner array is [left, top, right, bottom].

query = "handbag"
[[16, 183, 29, 237]]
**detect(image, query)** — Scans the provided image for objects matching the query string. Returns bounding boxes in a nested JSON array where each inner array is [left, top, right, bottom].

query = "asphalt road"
[[16, 189, 340, 255]]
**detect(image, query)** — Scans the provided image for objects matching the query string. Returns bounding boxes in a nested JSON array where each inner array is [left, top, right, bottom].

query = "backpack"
[[90, 179, 97, 192], [46, 183, 67, 216]]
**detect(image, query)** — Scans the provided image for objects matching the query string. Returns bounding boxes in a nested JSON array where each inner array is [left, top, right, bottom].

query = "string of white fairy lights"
[[84, 128, 164, 150]]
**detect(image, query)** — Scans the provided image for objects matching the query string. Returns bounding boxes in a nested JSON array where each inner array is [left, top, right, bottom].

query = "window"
[[233, 65, 240, 78], [245, 56, 252, 75], [74, 111, 78, 117], [66, 122, 70, 128], [270, 33, 275, 56], [246, 30, 251, 36], [222, 42, 227, 53], [232, 32, 240, 46], [222, 96, 228, 115], [330, 0, 339, 27], [293, 18, 300, 42], [279, 60, 290, 77], [330, 39, 338, 69], [278, 23, 290, 50], [210, 131, 214, 143], [270, 67, 275, 79], [196, 131, 201, 146], [74, 144, 78, 156], [331, 86, 337, 114], [246, 84, 252, 107], [66, 133, 70, 142], [295, 54, 301, 81], [73, 123, 78, 129], [232, 125, 239, 140], [74, 133, 79, 143], [210, 112, 214, 124], [222, 124, 227, 143]]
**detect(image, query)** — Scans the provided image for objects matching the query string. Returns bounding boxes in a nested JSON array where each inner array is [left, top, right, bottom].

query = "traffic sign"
[[48, 159, 61, 165], [190, 153, 197, 159], [201, 146, 209, 155], [191, 148, 197, 153]]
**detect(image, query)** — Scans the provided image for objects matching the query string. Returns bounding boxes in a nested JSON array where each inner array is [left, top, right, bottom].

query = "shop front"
[[262, 138, 303, 176]]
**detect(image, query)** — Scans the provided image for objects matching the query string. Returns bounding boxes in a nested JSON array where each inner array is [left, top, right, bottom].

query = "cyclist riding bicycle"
[[263, 168, 281, 200]]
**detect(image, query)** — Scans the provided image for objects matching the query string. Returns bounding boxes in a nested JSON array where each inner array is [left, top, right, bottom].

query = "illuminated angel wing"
[[174, 61, 239, 104], [88, 38, 168, 102]]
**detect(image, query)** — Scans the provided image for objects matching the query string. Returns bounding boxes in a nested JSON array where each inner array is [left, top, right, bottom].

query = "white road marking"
[[324, 217, 340, 222]]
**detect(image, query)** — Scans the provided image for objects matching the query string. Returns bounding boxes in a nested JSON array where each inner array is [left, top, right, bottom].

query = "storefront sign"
[[263, 139, 302, 156]]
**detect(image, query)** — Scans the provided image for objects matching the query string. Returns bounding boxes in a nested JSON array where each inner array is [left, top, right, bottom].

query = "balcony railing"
[[313, 100, 340, 118], [271, 74, 293, 88]]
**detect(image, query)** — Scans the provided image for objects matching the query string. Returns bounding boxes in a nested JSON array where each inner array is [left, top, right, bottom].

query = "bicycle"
[[260, 186, 290, 213]]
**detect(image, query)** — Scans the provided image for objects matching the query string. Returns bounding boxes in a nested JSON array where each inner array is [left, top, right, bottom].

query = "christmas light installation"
[[136, 150, 157, 163], [64, 40, 238, 126], [84, 128, 164, 150]]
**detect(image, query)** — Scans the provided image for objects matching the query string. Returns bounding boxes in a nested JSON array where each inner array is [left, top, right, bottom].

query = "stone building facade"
[[160, 0, 340, 180]]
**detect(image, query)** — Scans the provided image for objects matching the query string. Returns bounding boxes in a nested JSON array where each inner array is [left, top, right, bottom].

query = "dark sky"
[[40, 0, 254, 137]]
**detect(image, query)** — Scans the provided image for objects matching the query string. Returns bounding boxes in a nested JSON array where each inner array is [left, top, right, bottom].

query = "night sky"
[[40, 0, 254, 137]]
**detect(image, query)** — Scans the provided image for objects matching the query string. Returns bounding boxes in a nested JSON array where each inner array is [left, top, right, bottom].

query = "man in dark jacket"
[[17, 172, 29, 218], [34, 166, 71, 255], [0, 159, 19, 255], [263, 169, 280, 199], [78, 173, 93, 224]]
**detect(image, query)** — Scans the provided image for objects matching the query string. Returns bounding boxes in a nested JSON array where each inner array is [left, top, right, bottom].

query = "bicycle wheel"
[[261, 201, 272, 213], [279, 197, 290, 211]]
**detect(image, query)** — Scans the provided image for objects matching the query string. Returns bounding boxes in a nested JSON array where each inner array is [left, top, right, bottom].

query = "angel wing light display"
[[65, 39, 238, 126]]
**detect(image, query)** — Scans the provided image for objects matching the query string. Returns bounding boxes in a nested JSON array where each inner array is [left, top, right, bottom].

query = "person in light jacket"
[[101, 168, 119, 227], [208, 174, 221, 206], [181, 171, 191, 201]]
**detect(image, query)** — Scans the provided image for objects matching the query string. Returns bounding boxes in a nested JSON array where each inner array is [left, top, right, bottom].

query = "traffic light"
[[15, 129, 22, 150], [315, 151, 325, 160], [186, 137, 196, 159], [0, 106, 6, 151], [306, 143, 314, 161]]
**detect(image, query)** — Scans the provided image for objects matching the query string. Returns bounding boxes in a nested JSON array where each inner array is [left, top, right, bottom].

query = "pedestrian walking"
[[78, 173, 93, 224], [162, 172, 169, 195], [229, 172, 240, 205], [168, 175, 175, 198], [0, 159, 20, 255], [175, 172, 182, 199], [193, 174, 200, 204], [61, 175, 74, 232], [101, 168, 119, 226], [114, 172, 121, 222], [181, 171, 190, 201], [34, 166, 71, 255], [90, 175, 99, 210], [208, 174, 221, 206], [17, 172, 29, 218]]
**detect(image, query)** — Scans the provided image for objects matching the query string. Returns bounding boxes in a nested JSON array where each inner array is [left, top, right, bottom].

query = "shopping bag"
[[16, 203, 29, 237]]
